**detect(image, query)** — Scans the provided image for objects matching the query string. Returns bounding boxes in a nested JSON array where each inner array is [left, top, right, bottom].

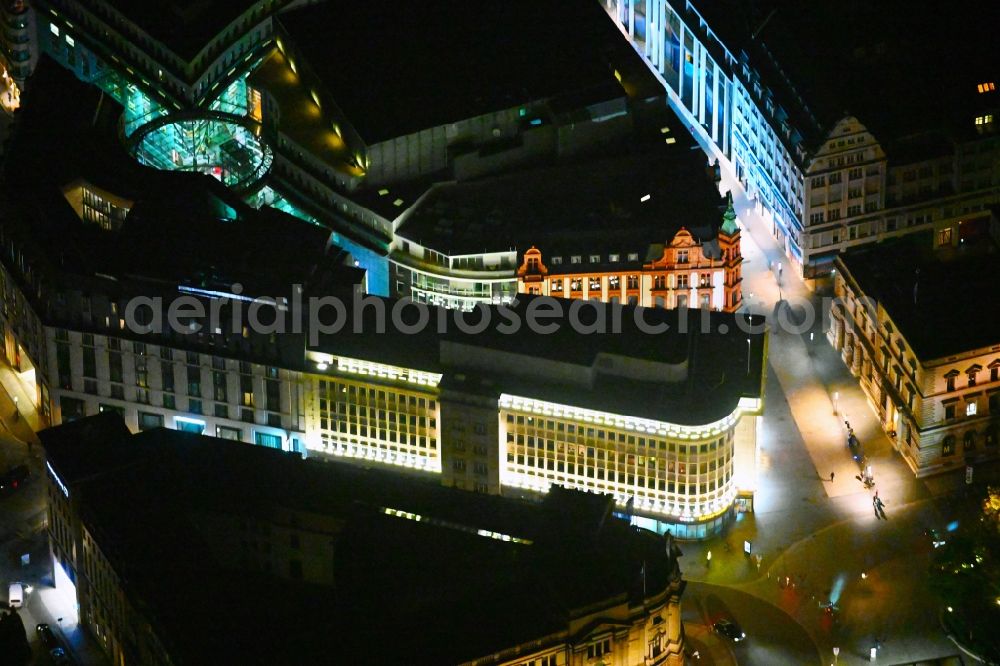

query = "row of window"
[[941, 428, 998, 456], [550, 252, 641, 265]]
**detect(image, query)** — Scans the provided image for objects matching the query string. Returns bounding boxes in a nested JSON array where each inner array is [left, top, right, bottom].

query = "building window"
[[570, 256, 581, 264], [550, 279, 563, 293], [188, 399, 203, 415], [627, 252, 639, 261], [938, 228, 953, 246], [945, 404, 956, 420], [627, 275, 638, 290], [967, 402, 978, 417], [255, 431, 282, 449], [217, 426, 242, 441], [942, 436, 955, 456], [946, 375, 956, 392], [139, 412, 163, 431], [677, 250, 688, 264], [587, 640, 612, 659], [215, 404, 229, 418], [187, 365, 201, 396], [964, 431, 976, 451]]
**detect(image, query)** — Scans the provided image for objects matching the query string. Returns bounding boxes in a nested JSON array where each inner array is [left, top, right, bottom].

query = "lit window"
[[65, 34, 74, 47], [967, 402, 977, 417], [50, 23, 59, 36]]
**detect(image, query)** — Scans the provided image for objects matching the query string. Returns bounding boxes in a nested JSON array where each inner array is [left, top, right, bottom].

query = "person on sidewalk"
[[830, 471, 835, 482]]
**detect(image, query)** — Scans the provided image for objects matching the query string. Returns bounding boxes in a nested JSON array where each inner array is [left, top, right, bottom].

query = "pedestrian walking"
[[830, 471, 835, 482]]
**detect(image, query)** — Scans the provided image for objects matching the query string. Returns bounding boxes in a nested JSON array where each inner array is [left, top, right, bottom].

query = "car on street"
[[713, 619, 746, 642], [36, 623, 58, 649], [50, 647, 72, 665], [8, 582, 23, 608], [0, 464, 29, 494], [925, 527, 947, 548]]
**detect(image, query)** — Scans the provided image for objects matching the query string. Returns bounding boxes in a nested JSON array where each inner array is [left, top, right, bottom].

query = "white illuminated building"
[[300, 299, 767, 540]]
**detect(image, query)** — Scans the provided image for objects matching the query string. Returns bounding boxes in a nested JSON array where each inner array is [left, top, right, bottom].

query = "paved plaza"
[[674, 191, 990, 665]]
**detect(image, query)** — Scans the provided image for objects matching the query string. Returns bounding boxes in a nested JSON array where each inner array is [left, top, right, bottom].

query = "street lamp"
[[832, 391, 839, 415], [833, 646, 840, 664]]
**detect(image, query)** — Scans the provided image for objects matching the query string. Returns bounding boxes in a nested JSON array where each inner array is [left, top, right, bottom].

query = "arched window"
[[964, 431, 977, 452], [942, 436, 955, 456]]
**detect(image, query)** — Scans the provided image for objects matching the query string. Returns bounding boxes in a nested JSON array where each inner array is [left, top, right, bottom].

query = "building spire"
[[720, 193, 739, 236]]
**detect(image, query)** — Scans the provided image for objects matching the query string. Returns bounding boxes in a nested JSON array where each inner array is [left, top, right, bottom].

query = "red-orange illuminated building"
[[517, 198, 743, 311]]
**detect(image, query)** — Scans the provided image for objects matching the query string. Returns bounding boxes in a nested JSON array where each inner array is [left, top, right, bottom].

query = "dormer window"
[[628, 252, 639, 261], [677, 250, 689, 264], [570, 256, 582, 264], [551, 256, 562, 265], [967, 364, 983, 387], [945, 369, 959, 392], [589, 254, 601, 263]]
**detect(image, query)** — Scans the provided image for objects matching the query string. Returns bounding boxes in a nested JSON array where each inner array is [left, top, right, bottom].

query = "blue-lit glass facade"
[[602, 0, 806, 263]]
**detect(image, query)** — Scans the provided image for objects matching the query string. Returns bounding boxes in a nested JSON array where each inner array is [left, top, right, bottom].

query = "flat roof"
[[837, 230, 1000, 360], [396, 138, 724, 257], [697, 0, 1000, 149], [309, 294, 767, 426], [104, 0, 259, 60], [276, 0, 658, 143], [42, 418, 681, 664]]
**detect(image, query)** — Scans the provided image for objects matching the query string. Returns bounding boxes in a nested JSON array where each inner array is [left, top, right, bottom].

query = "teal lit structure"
[[29, 0, 390, 295]]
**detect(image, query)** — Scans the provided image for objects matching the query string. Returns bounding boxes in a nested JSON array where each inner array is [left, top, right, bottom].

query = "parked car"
[[713, 619, 746, 642], [0, 464, 29, 494], [36, 623, 57, 648], [8, 582, 23, 608]]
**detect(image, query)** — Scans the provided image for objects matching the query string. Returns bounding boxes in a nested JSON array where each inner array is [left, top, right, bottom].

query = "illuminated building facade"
[[393, 136, 740, 311], [517, 199, 742, 311], [598, 0, 1000, 279], [303, 298, 767, 539], [42, 416, 687, 665], [829, 228, 1000, 475], [599, 0, 808, 269]]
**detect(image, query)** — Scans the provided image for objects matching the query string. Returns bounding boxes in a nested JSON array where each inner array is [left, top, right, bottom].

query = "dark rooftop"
[[396, 138, 724, 257], [696, 0, 1000, 149], [277, 0, 658, 143], [837, 230, 1000, 360], [104, 0, 259, 61], [42, 417, 682, 664], [310, 294, 767, 426]]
